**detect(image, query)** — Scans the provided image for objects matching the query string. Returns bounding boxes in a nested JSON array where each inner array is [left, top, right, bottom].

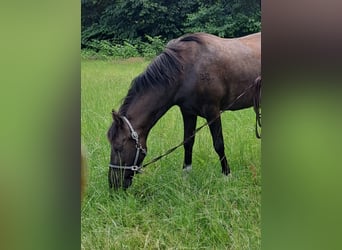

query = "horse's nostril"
[[123, 177, 133, 189]]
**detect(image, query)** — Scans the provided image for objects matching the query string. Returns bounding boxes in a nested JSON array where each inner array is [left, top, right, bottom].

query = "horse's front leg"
[[206, 113, 230, 175], [181, 109, 197, 171]]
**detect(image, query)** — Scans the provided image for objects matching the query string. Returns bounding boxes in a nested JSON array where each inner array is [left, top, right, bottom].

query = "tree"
[[81, 0, 261, 48], [185, 0, 261, 37]]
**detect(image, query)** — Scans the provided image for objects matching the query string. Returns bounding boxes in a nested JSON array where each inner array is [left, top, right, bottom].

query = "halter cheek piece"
[[109, 116, 147, 172]]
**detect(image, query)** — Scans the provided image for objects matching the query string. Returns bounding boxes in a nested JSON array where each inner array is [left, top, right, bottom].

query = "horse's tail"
[[253, 76, 262, 138]]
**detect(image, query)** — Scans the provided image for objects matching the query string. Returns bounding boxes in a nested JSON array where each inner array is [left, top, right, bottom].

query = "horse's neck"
[[123, 90, 175, 138]]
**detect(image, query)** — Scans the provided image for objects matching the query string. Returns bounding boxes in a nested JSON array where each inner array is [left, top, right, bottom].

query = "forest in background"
[[81, 0, 261, 58]]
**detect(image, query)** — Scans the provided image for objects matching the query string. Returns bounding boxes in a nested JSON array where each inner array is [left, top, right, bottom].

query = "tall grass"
[[81, 58, 261, 249]]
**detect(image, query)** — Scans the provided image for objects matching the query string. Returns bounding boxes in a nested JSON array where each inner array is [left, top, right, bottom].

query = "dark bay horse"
[[107, 32, 261, 189]]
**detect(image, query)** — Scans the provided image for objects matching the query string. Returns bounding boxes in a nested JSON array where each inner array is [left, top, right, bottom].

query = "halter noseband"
[[109, 116, 147, 172]]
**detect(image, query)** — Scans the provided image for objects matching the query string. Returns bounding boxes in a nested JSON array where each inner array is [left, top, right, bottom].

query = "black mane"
[[118, 33, 209, 115], [119, 47, 183, 115], [179, 33, 205, 44]]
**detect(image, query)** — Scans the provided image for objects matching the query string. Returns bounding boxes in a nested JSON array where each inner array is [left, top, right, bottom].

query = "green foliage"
[[185, 1, 261, 37], [81, 35, 166, 59], [139, 35, 166, 58], [81, 40, 138, 59], [81, 0, 261, 57], [81, 0, 201, 47]]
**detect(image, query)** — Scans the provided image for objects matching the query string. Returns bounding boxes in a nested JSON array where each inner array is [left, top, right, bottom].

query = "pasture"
[[81, 58, 261, 249]]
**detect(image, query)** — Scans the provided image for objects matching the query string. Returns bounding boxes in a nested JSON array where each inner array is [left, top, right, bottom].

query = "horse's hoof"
[[222, 168, 230, 175], [183, 164, 192, 172]]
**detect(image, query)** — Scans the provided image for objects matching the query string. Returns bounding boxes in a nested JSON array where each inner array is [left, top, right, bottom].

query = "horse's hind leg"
[[206, 114, 230, 175], [181, 110, 197, 171]]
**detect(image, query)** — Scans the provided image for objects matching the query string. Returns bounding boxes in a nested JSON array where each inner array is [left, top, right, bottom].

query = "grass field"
[[81, 58, 261, 249]]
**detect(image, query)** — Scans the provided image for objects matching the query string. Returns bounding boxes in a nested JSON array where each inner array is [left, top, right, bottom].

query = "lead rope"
[[253, 76, 262, 139], [142, 78, 261, 168]]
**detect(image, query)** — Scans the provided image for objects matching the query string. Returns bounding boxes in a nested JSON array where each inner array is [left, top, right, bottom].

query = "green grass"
[[81, 58, 261, 249]]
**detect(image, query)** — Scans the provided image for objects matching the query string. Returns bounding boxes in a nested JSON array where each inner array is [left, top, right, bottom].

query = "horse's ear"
[[111, 109, 123, 127]]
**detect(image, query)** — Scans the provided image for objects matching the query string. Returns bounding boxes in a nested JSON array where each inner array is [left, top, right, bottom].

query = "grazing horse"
[[107, 32, 261, 189]]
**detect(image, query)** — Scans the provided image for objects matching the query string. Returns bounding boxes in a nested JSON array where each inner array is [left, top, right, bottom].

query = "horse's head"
[[107, 110, 147, 190]]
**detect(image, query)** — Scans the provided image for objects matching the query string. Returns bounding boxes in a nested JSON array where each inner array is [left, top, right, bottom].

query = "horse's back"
[[172, 32, 260, 69], [200, 32, 260, 60], [237, 32, 261, 57], [181, 32, 261, 84], [171, 32, 261, 114]]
